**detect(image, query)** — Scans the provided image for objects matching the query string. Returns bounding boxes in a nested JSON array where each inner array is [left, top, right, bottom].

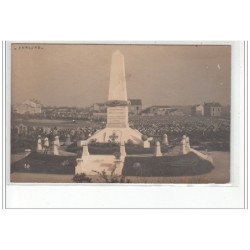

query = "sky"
[[11, 44, 231, 108]]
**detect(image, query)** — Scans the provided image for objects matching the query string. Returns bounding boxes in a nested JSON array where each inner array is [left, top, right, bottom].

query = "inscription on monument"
[[107, 107, 128, 128]]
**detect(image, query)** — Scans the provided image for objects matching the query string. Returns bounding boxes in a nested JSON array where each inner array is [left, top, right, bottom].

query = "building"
[[142, 105, 173, 115], [221, 105, 231, 117], [13, 99, 42, 114], [91, 103, 107, 113], [128, 99, 142, 114], [204, 102, 222, 117], [91, 99, 142, 115], [191, 104, 204, 116], [42, 106, 90, 119]]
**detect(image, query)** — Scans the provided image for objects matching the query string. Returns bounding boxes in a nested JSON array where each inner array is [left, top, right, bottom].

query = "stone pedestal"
[[107, 106, 129, 129], [75, 158, 84, 174], [52, 141, 59, 155], [87, 126, 143, 145], [143, 140, 150, 148], [181, 135, 188, 155], [55, 136, 60, 146], [81, 141, 89, 157], [77, 140, 85, 147], [154, 141, 162, 157], [120, 143, 126, 157], [162, 134, 169, 146]]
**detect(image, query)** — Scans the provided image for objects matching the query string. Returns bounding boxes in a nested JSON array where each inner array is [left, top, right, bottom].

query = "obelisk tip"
[[113, 49, 122, 55]]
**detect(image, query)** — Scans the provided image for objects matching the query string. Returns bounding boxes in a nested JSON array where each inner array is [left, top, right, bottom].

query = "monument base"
[[86, 127, 143, 145], [75, 155, 125, 175]]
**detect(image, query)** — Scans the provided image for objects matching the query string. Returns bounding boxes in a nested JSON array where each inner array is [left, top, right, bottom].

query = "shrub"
[[11, 152, 76, 175], [149, 139, 156, 146], [123, 152, 214, 177], [89, 138, 97, 144], [93, 170, 130, 183], [110, 175, 130, 183], [114, 151, 121, 160], [72, 173, 92, 183], [80, 134, 86, 140], [127, 139, 134, 145], [109, 132, 119, 143]]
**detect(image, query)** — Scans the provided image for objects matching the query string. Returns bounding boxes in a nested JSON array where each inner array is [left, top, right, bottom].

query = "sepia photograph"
[[1, 1, 250, 250], [10, 43, 231, 184]]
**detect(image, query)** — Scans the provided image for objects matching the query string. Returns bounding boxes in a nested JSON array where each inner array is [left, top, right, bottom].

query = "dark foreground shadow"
[[11, 152, 76, 175], [11, 152, 214, 177], [123, 152, 214, 177]]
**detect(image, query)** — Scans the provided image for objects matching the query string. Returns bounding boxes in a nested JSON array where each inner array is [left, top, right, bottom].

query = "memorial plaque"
[[107, 107, 128, 128]]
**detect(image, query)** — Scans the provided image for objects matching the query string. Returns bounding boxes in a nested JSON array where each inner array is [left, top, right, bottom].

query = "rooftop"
[[129, 99, 142, 105], [204, 102, 222, 107]]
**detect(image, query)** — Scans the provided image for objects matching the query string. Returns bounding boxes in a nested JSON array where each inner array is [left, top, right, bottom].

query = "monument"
[[65, 134, 71, 146], [81, 140, 90, 156], [154, 141, 162, 157], [162, 134, 169, 146], [87, 50, 143, 144], [119, 143, 126, 157], [36, 135, 43, 152], [52, 140, 59, 155]]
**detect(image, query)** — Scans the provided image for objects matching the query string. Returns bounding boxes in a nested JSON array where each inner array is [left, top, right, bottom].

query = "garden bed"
[[123, 152, 214, 177], [11, 152, 76, 175]]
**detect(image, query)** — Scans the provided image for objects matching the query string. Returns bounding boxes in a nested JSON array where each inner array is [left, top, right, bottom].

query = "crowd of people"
[[11, 114, 230, 153], [129, 115, 230, 144]]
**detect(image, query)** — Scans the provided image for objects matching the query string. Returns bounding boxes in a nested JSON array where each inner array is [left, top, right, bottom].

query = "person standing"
[[43, 137, 49, 154]]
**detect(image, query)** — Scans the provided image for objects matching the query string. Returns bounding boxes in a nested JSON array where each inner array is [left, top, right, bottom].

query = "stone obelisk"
[[106, 50, 129, 129], [108, 50, 127, 102], [87, 50, 143, 144]]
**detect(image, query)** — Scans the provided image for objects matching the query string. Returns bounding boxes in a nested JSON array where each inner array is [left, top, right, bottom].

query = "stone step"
[[75, 155, 119, 175]]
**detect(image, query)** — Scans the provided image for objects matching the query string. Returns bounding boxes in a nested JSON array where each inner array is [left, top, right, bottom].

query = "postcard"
[[10, 43, 231, 184]]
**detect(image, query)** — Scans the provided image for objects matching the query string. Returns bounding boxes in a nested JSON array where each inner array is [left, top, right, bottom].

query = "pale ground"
[[10, 151, 230, 183], [11, 152, 28, 163]]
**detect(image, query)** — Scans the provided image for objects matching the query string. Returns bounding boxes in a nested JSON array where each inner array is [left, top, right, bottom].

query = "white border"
[[5, 41, 244, 208]]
